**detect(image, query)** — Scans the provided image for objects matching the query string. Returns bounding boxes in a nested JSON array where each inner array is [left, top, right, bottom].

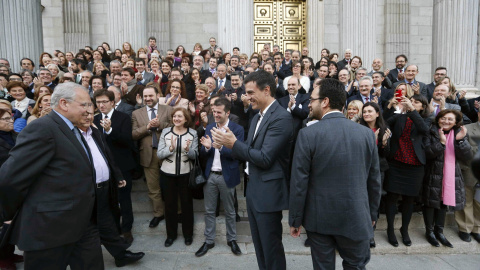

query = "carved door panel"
[[253, 0, 306, 53]]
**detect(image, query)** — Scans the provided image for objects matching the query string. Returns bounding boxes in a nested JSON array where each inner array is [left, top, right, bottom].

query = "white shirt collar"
[[216, 119, 230, 130], [306, 119, 319, 126], [104, 108, 114, 119], [115, 100, 122, 107], [260, 99, 276, 117], [321, 111, 342, 119], [147, 103, 159, 111]]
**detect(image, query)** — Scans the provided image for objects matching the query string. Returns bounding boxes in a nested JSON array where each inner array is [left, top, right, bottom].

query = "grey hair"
[[357, 67, 368, 72], [193, 55, 204, 63], [110, 60, 121, 65], [406, 64, 419, 72], [151, 53, 159, 58], [45, 64, 60, 72], [359, 76, 373, 86], [51, 82, 88, 108], [345, 48, 352, 53], [81, 70, 93, 76], [108, 85, 122, 96]]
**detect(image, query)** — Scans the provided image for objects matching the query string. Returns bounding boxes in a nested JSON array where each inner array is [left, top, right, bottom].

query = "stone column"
[[63, 0, 90, 53], [384, 0, 409, 69], [218, 0, 254, 56], [433, 0, 478, 87], [107, 0, 147, 52], [0, 0, 43, 73], [307, 0, 324, 62], [339, 0, 377, 68], [147, 0, 170, 52]]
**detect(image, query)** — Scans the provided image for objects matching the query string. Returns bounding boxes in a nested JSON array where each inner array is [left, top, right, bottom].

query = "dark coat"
[[423, 125, 473, 210]]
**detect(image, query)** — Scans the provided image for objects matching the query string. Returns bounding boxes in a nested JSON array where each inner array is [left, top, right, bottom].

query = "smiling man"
[[211, 70, 293, 270]]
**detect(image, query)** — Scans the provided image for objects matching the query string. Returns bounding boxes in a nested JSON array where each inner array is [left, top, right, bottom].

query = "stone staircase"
[[129, 178, 480, 256]]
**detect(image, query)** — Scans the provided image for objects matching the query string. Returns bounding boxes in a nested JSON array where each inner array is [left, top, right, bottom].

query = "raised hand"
[[170, 134, 177, 151], [439, 129, 447, 145], [456, 126, 467, 141], [184, 139, 191, 152], [200, 135, 212, 149]]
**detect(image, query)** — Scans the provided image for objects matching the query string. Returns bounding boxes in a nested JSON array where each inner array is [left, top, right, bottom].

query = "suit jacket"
[[275, 79, 286, 100], [141, 71, 155, 85], [289, 112, 381, 241], [392, 80, 428, 97], [387, 68, 404, 85], [276, 62, 293, 80], [132, 104, 173, 167], [376, 87, 394, 110], [201, 121, 244, 188], [216, 77, 231, 90], [336, 58, 349, 71], [347, 93, 375, 106], [94, 110, 136, 172], [459, 123, 480, 187], [115, 100, 135, 118], [0, 111, 96, 251], [426, 82, 435, 101], [467, 97, 480, 123], [278, 93, 310, 140], [232, 101, 293, 212]]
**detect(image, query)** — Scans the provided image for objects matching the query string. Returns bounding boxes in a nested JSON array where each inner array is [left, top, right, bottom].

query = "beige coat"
[[460, 122, 480, 187]]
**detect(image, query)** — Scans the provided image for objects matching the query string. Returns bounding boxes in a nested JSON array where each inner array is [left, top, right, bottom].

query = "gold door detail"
[[254, 0, 306, 53]]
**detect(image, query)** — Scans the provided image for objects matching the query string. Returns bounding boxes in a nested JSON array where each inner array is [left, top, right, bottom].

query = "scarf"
[[164, 94, 179, 107], [442, 129, 456, 207]]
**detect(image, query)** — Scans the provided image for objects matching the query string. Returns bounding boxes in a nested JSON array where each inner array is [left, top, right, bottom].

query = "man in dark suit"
[[274, 52, 292, 80], [79, 105, 144, 267], [387, 54, 408, 85], [135, 58, 155, 85], [93, 89, 136, 243], [372, 72, 393, 110], [347, 76, 376, 106], [211, 70, 293, 270], [193, 55, 213, 81], [278, 76, 309, 140], [391, 64, 427, 97], [467, 97, 480, 123], [107, 85, 135, 118], [223, 72, 247, 129], [425, 67, 447, 101], [196, 98, 244, 257], [289, 78, 381, 270], [336, 49, 352, 71], [0, 82, 104, 269], [215, 64, 231, 92]]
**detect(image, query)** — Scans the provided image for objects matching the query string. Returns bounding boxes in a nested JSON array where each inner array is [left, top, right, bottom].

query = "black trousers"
[[307, 230, 370, 270], [164, 174, 194, 239], [118, 170, 134, 233], [24, 222, 104, 270], [97, 181, 130, 259], [246, 200, 286, 270], [0, 243, 15, 260]]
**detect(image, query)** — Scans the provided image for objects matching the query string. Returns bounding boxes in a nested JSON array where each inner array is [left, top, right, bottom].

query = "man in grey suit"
[[212, 70, 293, 270], [0, 82, 104, 269], [391, 64, 427, 97], [289, 78, 382, 270], [135, 58, 155, 85]]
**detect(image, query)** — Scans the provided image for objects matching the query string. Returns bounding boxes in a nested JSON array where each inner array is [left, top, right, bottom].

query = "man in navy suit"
[[93, 89, 136, 244], [278, 76, 310, 140], [425, 67, 447, 101], [196, 97, 244, 257], [347, 76, 376, 106], [372, 72, 393, 110], [391, 65, 428, 97], [212, 70, 293, 270], [387, 54, 408, 84]]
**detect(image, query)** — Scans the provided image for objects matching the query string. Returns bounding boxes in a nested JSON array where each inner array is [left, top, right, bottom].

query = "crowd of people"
[[0, 35, 479, 270]]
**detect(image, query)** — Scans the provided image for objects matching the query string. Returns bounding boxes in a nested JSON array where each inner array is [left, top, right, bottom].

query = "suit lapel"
[[141, 106, 149, 126], [247, 114, 259, 145], [49, 112, 91, 166], [252, 102, 277, 144]]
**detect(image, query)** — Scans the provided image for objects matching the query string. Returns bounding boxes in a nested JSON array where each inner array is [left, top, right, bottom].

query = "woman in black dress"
[[383, 94, 431, 247]]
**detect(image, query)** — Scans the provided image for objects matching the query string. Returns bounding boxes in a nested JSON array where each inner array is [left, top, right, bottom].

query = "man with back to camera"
[[0, 82, 104, 269], [211, 70, 293, 270], [289, 78, 381, 270]]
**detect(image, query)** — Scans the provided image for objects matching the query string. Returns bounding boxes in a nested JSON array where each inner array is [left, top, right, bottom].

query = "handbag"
[[189, 153, 206, 189]]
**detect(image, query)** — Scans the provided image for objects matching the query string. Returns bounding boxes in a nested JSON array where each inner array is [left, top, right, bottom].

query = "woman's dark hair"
[[89, 75, 107, 89], [328, 61, 338, 70], [174, 45, 185, 57], [102, 42, 111, 51], [290, 60, 304, 73], [329, 53, 339, 61], [410, 94, 431, 118], [321, 48, 330, 55], [83, 50, 93, 61], [359, 102, 387, 134], [165, 78, 187, 98], [186, 68, 201, 84], [171, 107, 191, 128], [435, 109, 463, 130]]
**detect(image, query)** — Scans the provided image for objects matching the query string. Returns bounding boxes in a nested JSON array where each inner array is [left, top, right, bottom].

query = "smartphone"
[[395, 89, 403, 102]]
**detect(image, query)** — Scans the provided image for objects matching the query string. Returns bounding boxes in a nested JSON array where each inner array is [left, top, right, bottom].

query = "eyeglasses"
[[96, 100, 112, 105], [309, 97, 324, 102], [71, 100, 93, 109], [170, 86, 181, 89], [0, 116, 14, 122], [10, 78, 22, 82]]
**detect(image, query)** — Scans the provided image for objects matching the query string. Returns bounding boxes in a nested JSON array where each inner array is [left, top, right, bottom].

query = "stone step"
[[130, 211, 458, 237], [127, 227, 480, 256]]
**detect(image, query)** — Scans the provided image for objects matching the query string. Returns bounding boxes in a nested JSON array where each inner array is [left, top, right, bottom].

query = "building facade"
[[1, 0, 479, 91]]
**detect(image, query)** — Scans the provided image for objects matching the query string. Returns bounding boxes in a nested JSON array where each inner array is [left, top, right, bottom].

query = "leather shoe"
[[400, 228, 412, 246], [195, 242, 215, 257], [165, 238, 176, 247], [387, 231, 398, 247], [435, 232, 453, 248], [149, 216, 164, 228], [370, 238, 376, 248], [471, 232, 480, 243], [304, 238, 311, 247], [185, 237, 193, 246], [114, 250, 145, 267], [228, 240, 242, 255], [426, 231, 440, 247], [459, 231, 471, 242], [123, 231, 134, 244]]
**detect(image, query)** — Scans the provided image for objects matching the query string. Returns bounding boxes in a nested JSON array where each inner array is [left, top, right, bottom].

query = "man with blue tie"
[[347, 76, 376, 106], [392, 65, 427, 97]]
